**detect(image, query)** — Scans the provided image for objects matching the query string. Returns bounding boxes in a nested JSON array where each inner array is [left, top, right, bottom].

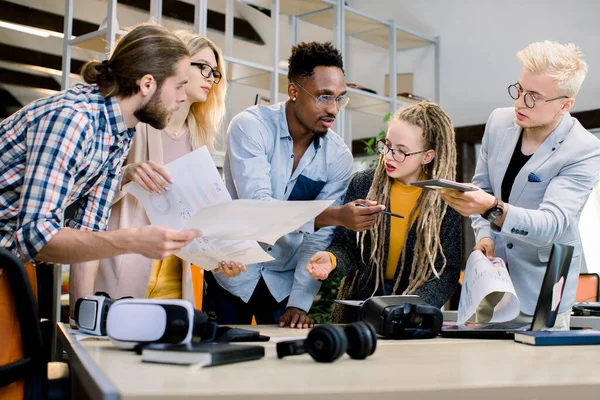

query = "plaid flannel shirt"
[[0, 84, 135, 262]]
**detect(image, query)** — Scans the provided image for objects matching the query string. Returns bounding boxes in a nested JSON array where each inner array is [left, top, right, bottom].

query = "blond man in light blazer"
[[441, 41, 600, 330]]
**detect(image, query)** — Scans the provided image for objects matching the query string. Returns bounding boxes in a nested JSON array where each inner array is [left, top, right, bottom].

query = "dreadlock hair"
[[287, 41, 344, 83], [359, 102, 457, 296]]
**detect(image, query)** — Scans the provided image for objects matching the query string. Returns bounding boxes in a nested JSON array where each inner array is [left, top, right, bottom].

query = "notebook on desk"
[[141, 342, 265, 367], [441, 243, 574, 339]]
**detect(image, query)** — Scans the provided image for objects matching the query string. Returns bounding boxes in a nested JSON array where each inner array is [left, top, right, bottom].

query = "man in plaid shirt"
[[0, 24, 201, 266]]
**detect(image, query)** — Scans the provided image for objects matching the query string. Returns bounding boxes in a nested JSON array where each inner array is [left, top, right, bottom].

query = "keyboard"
[[476, 321, 529, 330]]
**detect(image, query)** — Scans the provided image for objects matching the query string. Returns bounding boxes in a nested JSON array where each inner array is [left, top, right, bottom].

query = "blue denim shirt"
[[220, 102, 353, 311]]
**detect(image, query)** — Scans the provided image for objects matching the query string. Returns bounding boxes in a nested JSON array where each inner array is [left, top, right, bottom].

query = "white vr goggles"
[[106, 299, 216, 349], [74, 294, 116, 336]]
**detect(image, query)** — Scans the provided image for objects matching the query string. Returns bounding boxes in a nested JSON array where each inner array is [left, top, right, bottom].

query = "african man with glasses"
[[206, 42, 384, 329], [439, 41, 600, 330], [305, 102, 462, 323]]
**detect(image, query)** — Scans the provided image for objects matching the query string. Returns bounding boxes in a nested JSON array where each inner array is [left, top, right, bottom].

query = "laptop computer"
[[441, 243, 574, 339]]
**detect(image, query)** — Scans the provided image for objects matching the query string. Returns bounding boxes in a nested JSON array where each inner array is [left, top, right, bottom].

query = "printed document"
[[124, 146, 333, 268], [457, 250, 520, 324], [184, 198, 333, 245], [123, 147, 273, 269]]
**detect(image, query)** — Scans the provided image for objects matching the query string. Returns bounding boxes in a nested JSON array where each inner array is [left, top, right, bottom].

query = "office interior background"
[[1, 0, 600, 276]]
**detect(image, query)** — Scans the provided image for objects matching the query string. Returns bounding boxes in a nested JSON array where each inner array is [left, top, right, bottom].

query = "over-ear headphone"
[[276, 321, 377, 363]]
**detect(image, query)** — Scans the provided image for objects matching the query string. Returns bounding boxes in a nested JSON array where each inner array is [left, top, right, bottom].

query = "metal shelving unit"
[[233, 0, 439, 147], [60, 0, 439, 147]]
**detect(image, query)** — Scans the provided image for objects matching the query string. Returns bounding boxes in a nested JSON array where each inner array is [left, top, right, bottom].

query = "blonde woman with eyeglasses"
[[70, 30, 244, 317]]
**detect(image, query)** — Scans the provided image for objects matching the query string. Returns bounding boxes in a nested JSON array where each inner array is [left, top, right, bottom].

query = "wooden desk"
[[58, 322, 600, 400]]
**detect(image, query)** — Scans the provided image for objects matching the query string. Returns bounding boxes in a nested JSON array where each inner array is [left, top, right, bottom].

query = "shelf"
[[225, 56, 289, 91], [69, 28, 126, 52], [225, 57, 395, 117], [240, 0, 331, 16], [346, 87, 391, 117], [355, 26, 433, 50], [301, 5, 434, 49], [244, 1, 435, 50]]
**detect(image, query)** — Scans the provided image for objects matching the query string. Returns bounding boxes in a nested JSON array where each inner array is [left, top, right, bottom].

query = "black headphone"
[[276, 321, 377, 363]]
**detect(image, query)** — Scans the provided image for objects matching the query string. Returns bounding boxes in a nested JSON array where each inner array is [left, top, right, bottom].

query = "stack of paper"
[[123, 147, 332, 269]]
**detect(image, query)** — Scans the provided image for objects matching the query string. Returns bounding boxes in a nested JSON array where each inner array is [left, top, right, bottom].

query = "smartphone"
[[410, 179, 478, 192]]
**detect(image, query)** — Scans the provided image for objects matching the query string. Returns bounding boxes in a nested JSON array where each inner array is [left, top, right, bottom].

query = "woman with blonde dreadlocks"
[[306, 102, 462, 322]]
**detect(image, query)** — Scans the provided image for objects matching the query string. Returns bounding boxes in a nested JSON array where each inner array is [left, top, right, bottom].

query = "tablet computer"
[[410, 179, 478, 192]]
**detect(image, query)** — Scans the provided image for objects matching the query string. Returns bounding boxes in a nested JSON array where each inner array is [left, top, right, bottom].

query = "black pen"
[[355, 203, 404, 219]]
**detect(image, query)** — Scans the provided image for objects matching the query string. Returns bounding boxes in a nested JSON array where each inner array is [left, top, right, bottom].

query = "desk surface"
[[59, 323, 600, 400]]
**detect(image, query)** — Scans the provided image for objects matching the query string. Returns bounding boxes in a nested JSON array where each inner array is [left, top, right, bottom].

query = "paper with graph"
[[123, 146, 273, 269], [457, 250, 520, 324]]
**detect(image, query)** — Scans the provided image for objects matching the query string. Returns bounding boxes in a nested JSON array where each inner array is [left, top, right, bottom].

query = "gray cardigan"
[[328, 169, 462, 322]]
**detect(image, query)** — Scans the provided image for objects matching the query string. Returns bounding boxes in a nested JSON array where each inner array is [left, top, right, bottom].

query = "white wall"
[[346, 0, 600, 128]]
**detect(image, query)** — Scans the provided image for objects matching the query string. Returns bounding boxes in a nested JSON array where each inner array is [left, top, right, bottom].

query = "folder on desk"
[[141, 342, 265, 367], [514, 330, 600, 346]]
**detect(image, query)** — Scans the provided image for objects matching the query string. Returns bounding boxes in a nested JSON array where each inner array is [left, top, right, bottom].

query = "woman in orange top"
[[306, 102, 462, 322]]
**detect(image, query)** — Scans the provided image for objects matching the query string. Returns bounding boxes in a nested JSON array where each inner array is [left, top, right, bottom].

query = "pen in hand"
[[355, 203, 404, 219]]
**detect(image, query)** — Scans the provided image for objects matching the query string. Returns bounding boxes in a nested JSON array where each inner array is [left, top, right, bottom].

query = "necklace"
[[163, 126, 187, 139]]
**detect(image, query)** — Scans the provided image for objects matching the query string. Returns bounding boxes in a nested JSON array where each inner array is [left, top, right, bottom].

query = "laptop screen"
[[530, 243, 574, 331]]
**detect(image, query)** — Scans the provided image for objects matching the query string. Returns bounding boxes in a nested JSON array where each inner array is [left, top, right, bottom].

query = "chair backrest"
[[0, 248, 47, 399], [576, 273, 600, 302]]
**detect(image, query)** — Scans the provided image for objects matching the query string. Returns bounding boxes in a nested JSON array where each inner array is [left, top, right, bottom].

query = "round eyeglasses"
[[377, 140, 430, 163], [191, 62, 222, 84], [507, 83, 568, 109], [294, 82, 350, 110]]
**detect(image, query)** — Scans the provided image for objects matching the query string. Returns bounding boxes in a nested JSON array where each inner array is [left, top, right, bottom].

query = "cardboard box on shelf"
[[384, 73, 429, 103], [384, 73, 414, 97]]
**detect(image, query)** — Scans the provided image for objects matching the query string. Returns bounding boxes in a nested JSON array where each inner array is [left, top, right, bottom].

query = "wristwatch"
[[481, 198, 505, 223]]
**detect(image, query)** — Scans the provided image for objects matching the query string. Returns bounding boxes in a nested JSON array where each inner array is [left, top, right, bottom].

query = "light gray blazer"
[[471, 107, 600, 315]]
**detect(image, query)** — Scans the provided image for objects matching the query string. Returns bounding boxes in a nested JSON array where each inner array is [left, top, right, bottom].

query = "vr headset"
[[359, 296, 443, 339], [73, 294, 117, 336], [106, 299, 216, 349]]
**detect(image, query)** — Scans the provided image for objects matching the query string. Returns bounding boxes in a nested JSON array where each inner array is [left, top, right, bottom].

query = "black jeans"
[[203, 272, 287, 324]]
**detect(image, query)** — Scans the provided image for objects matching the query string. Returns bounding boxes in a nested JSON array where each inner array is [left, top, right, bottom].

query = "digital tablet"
[[410, 179, 478, 192]]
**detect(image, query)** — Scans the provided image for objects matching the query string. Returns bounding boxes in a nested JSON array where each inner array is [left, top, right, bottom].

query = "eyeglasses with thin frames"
[[190, 62, 222, 84], [377, 140, 430, 163], [507, 83, 568, 109], [293, 82, 350, 110]]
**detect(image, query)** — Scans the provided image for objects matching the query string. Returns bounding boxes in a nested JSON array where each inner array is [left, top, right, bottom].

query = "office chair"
[[0, 247, 69, 400], [576, 273, 600, 302]]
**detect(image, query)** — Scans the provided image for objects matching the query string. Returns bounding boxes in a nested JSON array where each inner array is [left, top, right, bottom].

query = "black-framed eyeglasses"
[[507, 83, 568, 109], [294, 82, 350, 110], [377, 140, 430, 163], [190, 62, 222, 84]]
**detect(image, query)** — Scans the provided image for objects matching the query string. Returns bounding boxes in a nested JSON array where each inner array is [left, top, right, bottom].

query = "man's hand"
[[123, 160, 172, 193], [306, 251, 333, 280], [473, 237, 495, 260], [279, 307, 314, 329], [338, 200, 385, 232], [438, 188, 496, 217], [215, 261, 247, 278], [134, 226, 201, 259]]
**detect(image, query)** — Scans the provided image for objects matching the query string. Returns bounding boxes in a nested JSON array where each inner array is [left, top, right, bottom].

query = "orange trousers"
[[0, 262, 37, 400]]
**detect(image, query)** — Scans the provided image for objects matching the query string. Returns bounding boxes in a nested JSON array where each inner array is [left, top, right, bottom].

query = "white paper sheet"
[[184, 199, 334, 245], [123, 147, 273, 269], [457, 250, 520, 324]]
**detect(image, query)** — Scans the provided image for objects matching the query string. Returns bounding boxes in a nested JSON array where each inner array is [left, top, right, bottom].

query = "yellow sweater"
[[385, 180, 422, 280], [328, 179, 422, 280]]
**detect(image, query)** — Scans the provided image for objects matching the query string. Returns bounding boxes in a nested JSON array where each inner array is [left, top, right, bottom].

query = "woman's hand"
[[214, 261, 247, 278], [306, 251, 333, 280], [122, 161, 172, 193]]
